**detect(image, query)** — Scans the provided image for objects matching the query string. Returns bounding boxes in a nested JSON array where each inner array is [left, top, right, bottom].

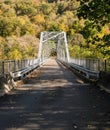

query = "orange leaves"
[[34, 14, 45, 24], [0, 10, 2, 14]]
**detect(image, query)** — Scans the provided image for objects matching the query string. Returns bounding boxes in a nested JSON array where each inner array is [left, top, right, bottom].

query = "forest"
[[0, 0, 110, 60]]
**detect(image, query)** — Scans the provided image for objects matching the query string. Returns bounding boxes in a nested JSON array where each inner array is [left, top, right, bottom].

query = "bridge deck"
[[0, 59, 110, 130]]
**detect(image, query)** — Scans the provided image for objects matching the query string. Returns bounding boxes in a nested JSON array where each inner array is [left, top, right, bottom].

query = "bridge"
[[0, 31, 100, 80], [0, 31, 110, 130]]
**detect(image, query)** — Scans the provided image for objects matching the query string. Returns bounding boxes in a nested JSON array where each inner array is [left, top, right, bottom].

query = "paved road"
[[0, 59, 110, 130]]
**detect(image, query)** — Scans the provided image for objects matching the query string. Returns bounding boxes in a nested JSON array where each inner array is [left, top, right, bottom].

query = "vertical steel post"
[[38, 32, 43, 63], [64, 32, 70, 62], [14, 60, 16, 72], [104, 60, 107, 72], [98, 59, 100, 71], [2, 61, 4, 75]]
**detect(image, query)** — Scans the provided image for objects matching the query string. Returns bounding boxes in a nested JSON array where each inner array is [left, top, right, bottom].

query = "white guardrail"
[[13, 58, 49, 80], [0, 59, 39, 80], [13, 62, 39, 80], [69, 63, 99, 79], [0, 58, 50, 80], [58, 59, 100, 80]]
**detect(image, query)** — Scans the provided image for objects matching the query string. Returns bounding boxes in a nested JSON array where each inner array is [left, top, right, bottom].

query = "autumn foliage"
[[0, 0, 110, 60]]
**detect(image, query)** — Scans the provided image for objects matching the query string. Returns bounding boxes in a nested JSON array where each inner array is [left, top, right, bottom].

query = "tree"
[[77, 0, 110, 59], [72, 33, 85, 46], [77, 0, 110, 25], [40, 2, 53, 15], [0, 0, 88, 60], [13, 0, 37, 18], [0, 17, 17, 37], [5, 35, 39, 60]]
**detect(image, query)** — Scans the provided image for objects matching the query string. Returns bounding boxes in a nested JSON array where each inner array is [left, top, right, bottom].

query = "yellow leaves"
[[49, 13, 57, 21], [17, 17, 26, 25], [90, 44, 96, 50], [70, 29, 75, 36], [0, 36, 5, 43], [79, 18, 85, 28], [97, 25, 110, 39], [97, 33, 103, 39], [8, 49, 22, 60], [59, 23, 69, 32], [102, 25, 110, 35], [0, 37, 5, 59], [0, 10, 2, 14], [34, 14, 45, 24], [63, 11, 74, 19], [35, 0, 40, 5], [108, 46, 110, 50]]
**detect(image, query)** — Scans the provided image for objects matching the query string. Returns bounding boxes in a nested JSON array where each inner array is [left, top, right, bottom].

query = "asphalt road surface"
[[0, 59, 110, 130]]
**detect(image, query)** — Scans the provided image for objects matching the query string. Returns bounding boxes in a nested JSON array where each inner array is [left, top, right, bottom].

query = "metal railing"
[[99, 60, 110, 72], [67, 58, 110, 80], [70, 58, 100, 71], [0, 59, 39, 78], [0, 57, 110, 80], [70, 58, 110, 72]]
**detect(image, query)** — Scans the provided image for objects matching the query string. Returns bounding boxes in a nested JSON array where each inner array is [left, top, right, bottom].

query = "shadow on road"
[[0, 59, 110, 130]]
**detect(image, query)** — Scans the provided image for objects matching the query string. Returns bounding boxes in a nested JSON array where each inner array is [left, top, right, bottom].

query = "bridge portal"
[[38, 31, 70, 63]]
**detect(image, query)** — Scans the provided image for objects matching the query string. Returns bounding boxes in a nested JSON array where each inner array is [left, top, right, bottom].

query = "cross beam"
[[38, 31, 70, 63]]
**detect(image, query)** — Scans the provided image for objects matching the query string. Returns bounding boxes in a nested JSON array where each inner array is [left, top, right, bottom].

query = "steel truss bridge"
[[0, 31, 100, 80], [0, 31, 110, 130], [38, 31, 70, 63]]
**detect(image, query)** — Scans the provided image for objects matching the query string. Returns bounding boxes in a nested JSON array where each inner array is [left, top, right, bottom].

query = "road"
[[0, 59, 110, 130]]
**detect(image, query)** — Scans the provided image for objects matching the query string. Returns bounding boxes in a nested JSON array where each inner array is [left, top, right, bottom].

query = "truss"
[[38, 31, 70, 63]]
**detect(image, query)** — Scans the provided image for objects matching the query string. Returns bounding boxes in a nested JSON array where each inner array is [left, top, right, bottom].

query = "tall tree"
[[77, 0, 110, 25], [77, 0, 110, 59]]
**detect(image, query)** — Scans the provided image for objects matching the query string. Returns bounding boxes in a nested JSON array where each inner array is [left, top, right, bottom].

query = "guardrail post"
[[14, 60, 16, 72], [2, 61, 4, 75], [98, 59, 100, 71], [86, 73, 89, 79], [21, 60, 23, 68], [104, 60, 107, 72], [17, 60, 20, 70], [8, 61, 10, 73]]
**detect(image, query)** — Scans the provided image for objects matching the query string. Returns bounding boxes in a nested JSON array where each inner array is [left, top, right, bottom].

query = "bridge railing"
[[57, 58, 99, 80], [99, 59, 110, 72], [0, 59, 39, 79], [70, 58, 100, 71], [58, 58, 110, 80], [70, 58, 110, 72], [68, 58, 110, 80]]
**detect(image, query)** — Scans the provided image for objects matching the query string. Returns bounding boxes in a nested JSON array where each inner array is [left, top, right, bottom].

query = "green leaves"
[[4, 35, 39, 60], [78, 0, 110, 25], [0, 17, 16, 37], [0, 0, 109, 60], [77, 0, 110, 59]]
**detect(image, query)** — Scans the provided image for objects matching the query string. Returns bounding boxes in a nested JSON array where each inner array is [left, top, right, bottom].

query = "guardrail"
[[0, 59, 40, 80], [69, 63, 99, 80], [13, 62, 39, 80], [70, 58, 100, 80], [0, 58, 49, 96], [70, 58, 100, 71], [99, 59, 110, 72], [58, 59, 100, 80], [70, 58, 110, 72]]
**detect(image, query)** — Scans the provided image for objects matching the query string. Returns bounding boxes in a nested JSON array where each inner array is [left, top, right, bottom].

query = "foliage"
[[77, 0, 110, 59], [3, 35, 39, 60], [77, 0, 110, 25], [69, 45, 92, 58], [69, 44, 103, 59], [0, 0, 110, 60]]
